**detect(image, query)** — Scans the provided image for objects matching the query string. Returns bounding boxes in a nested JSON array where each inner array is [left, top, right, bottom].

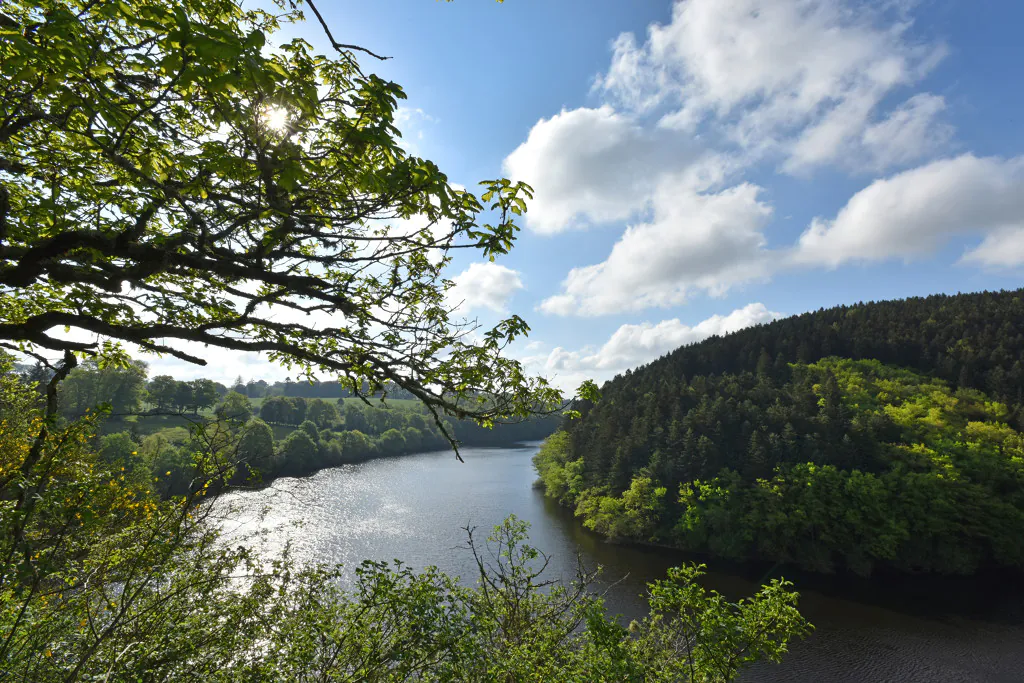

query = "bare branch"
[[305, 0, 390, 61]]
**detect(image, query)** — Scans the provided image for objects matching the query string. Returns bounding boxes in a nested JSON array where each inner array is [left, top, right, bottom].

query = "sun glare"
[[262, 105, 290, 133]]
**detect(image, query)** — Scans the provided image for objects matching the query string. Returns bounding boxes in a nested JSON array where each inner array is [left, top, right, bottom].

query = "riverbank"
[[538, 492, 1024, 625], [216, 443, 1024, 682]]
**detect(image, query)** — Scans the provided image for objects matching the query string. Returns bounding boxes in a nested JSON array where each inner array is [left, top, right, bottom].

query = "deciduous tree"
[[0, 0, 565, 450], [216, 390, 253, 421]]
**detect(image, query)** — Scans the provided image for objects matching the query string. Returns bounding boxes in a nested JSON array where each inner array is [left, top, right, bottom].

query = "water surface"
[[217, 443, 1024, 682]]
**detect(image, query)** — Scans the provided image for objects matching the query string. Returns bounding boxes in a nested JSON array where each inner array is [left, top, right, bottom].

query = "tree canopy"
[[0, 0, 564, 441], [0, 3, 815, 678], [540, 297, 1024, 576]]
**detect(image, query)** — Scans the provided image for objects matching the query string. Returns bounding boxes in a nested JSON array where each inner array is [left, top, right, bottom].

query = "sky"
[[147, 0, 1024, 391]]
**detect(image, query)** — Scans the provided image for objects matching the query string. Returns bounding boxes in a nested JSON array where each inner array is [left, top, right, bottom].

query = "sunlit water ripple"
[[213, 442, 1024, 682]]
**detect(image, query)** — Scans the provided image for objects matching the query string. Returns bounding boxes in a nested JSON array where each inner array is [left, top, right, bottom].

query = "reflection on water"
[[215, 443, 1024, 682]]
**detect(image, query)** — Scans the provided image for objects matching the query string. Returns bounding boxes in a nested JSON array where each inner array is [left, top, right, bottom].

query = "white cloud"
[[502, 0, 962, 313], [600, 0, 948, 171], [858, 93, 953, 171], [447, 262, 524, 313], [141, 346, 293, 385], [522, 303, 782, 390], [794, 154, 1024, 267], [394, 106, 436, 126], [540, 180, 773, 316], [594, 33, 669, 113], [587, 302, 783, 369], [786, 93, 951, 173], [503, 106, 701, 234], [961, 228, 1024, 269]]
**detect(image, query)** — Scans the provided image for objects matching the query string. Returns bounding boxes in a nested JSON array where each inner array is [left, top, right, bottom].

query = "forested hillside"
[[536, 290, 1024, 576], [0, 0, 813, 678], [629, 289, 1024, 405]]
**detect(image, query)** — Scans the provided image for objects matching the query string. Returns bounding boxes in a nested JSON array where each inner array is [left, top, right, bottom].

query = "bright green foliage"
[[305, 397, 338, 429], [298, 419, 319, 441], [673, 360, 1024, 575], [337, 428, 377, 461], [215, 390, 253, 420], [0, 357, 247, 680], [278, 429, 318, 475], [0, 0, 579, 445], [377, 427, 407, 455], [1, 356, 810, 680], [243, 515, 811, 683], [576, 475, 667, 540], [237, 418, 275, 472], [97, 430, 143, 472], [531, 430, 584, 504], [545, 358, 1024, 575], [623, 564, 813, 681], [57, 360, 148, 417]]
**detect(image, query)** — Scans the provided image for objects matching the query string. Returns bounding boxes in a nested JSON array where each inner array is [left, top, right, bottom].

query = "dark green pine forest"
[[535, 289, 1024, 576]]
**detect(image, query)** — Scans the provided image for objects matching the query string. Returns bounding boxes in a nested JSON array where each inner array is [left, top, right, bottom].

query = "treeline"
[[29, 364, 558, 497], [255, 394, 557, 444], [19, 358, 557, 449], [19, 361, 421, 418], [537, 289, 1024, 577], [214, 378, 418, 400], [626, 289, 1024, 406], [120, 393, 561, 493], [3, 353, 813, 682]]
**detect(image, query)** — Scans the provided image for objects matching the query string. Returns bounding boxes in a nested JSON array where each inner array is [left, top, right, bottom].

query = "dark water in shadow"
[[217, 443, 1024, 682]]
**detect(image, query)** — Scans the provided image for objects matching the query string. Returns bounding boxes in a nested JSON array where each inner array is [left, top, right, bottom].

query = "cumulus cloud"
[[856, 93, 953, 172], [601, 0, 948, 171], [594, 33, 670, 113], [586, 303, 783, 369], [503, 0, 963, 313], [794, 154, 1024, 267], [447, 262, 524, 313], [522, 303, 783, 390], [540, 179, 773, 316], [961, 228, 1024, 269], [503, 106, 701, 234]]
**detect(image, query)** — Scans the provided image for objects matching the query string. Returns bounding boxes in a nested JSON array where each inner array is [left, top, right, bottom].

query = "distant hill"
[[536, 289, 1024, 577], [624, 288, 1024, 405]]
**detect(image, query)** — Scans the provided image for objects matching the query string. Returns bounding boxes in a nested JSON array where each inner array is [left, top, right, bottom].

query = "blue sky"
[[157, 0, 1024, 389]]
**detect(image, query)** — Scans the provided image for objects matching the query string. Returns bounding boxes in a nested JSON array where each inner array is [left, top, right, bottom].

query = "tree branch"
[[305, 0, 390, 61]]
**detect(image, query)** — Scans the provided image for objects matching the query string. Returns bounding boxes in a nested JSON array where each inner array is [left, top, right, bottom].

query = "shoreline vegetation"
[[17, 357, 562, 498], [534, 290, 1024, 579], [2, 355, 812, 680]]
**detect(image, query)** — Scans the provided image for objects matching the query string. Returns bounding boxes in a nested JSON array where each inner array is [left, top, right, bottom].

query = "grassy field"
[[250, 396, 421, 410], [337, 397, 422, 409], [104, 413, 207, 437]]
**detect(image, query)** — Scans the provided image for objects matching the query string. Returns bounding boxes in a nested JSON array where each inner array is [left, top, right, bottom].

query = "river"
[[216, 442, 1024, 682]]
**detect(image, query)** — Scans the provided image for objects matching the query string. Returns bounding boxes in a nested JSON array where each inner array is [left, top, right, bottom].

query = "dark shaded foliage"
[[547, 290, 1024, 576]]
